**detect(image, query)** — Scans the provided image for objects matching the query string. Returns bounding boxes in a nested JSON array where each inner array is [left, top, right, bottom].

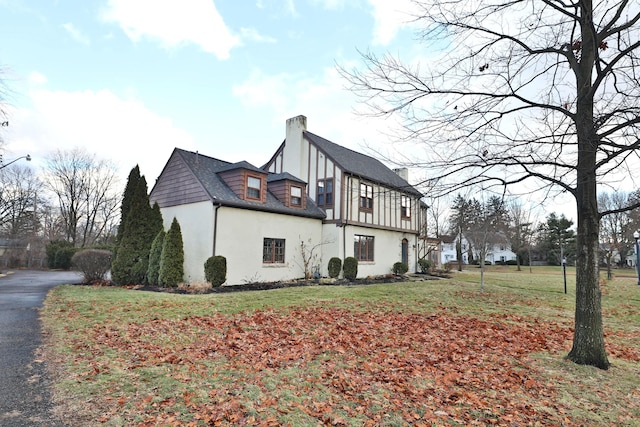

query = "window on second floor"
[[354, 234, 374, 261], [263, 238, 285, 263], [247, 176, 262, 200], [290, 186, 302, 206], [360, 183, 373, 210], [401, 195, 411, 218], [317, 178, 333, 207]]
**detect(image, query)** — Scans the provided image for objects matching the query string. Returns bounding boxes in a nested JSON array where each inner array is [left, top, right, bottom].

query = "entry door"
[[401, 239, 409, 265]]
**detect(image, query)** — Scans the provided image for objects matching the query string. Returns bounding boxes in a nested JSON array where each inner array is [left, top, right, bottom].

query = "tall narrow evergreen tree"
[[147, 229, 165, 286], [158, 217, 184, 287], [111, 175, 163, 285], [114, 165, 141, 257]]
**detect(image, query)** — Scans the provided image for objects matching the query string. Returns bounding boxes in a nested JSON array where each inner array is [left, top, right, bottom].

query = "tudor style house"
[[150, 115, 424, 285]]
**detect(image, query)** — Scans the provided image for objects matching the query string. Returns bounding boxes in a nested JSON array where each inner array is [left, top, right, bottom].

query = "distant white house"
[[439, 233, 517, 265]]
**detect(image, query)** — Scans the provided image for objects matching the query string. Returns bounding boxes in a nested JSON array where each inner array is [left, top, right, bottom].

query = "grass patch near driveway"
[[41, 267, 640, 426]]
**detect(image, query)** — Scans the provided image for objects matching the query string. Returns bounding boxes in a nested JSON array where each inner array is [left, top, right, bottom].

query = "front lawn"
[[41, 267, 640, 426]]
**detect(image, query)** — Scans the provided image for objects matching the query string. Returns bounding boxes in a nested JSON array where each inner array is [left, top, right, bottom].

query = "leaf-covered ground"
[[60, 304, 634, 426]]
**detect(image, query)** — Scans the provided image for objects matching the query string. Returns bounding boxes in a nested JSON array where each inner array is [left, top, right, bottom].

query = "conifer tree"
[[111, 175, 162, 285], [158, 217, 184, 287], [114, 165, 141, 257], [147, 229, 165, 286]]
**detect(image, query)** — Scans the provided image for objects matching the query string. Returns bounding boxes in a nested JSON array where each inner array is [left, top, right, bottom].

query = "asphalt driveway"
[[0, 270, 82, 427]]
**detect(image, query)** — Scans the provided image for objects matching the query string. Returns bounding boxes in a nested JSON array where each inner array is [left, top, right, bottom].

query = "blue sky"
[[0, 0, 422, 184]]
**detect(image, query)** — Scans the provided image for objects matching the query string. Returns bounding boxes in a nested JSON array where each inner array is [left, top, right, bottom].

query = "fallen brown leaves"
[[72, 306, 608, 426]]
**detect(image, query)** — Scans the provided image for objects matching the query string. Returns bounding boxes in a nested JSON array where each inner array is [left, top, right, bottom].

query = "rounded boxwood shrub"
[[393, 261, 409, 275], [204, 255, 227, 287], [328, 257, 342, 278], [71, 249, 112, 283], [343, 257, 358, 280], [418, 258, 431, 274]]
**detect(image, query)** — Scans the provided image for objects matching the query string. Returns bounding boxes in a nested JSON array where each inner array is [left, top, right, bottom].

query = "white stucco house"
[[439, 233, 517, 266], [149, 115, 424, 285]]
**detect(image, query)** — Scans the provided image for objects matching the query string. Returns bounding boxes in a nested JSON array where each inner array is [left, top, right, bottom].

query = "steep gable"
[[150, 149, 210, 208]]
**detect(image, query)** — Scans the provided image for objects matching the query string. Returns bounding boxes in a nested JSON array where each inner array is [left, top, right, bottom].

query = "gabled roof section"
[[267, 172, 306, 184], [304, 131, 423, 197], [167, 149, 325, 219]]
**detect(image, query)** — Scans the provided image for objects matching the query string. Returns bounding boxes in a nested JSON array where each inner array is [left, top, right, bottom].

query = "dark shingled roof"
[[176, 149, 325, 219], [304, 131, 423, 197], [267, 172, 306, 184]]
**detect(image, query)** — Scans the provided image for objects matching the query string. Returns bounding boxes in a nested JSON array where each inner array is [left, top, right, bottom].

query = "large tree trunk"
[[566, 3, 609, 368], [567, 182, 609, 369]]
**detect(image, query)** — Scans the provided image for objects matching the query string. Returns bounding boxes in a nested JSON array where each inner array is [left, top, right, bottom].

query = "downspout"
[[212, 198, 221, 256], [343, 175, 351, 262]]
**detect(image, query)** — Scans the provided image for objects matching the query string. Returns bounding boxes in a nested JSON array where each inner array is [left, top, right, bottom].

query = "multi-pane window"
[[317, 179, 333, 207], [247, 176, 261, 199], [263, 238, 285, 263], [401, 195, 411, 218], [290, 186, 302, 206], [360, 183, 373, 210], [354, 235, 374, 261]]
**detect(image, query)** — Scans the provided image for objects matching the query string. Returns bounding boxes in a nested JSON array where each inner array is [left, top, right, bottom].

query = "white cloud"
[[240, 27, 277, 43], [62, 22, 90, 45], [6, 88, 195, 182], [311, 0, 347, 10], [367, 0, 418, 45], [232, 66, 405, 162], [101, 0, 241, 60], [28, 71, 47, 85]]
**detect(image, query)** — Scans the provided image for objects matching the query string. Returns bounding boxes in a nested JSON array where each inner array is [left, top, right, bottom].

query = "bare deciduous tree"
[[340, 1, 640, 369], [0, 164, 43, 238], [598, 192, 632, 277], [44, 148, 120, 247]]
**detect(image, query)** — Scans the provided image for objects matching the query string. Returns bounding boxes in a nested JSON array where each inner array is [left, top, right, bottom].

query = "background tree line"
[[0, 147, 120, 268], [441, 191, 640, 270]]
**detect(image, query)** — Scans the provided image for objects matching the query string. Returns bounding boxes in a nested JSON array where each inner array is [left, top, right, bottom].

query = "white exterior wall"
[[159, 201, 215, 283], [341, 225, 417, 277], [215, 208, 323, 285], [160, 202, 323, 285]]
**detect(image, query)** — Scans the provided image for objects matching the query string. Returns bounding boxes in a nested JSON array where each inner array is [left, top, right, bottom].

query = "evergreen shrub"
[[328, 257, 342, 278], [158, 218, 184, 287], [204, 255, 226, 287], [46, 240, 76, 270], [343, 257, 358, 280], [147, 230, 165, 286], [393, 261, 409, 275], [418, 258, 431, 273]]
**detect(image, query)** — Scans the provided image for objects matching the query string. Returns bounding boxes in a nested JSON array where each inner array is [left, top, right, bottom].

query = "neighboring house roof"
[[152, 148, 326, 219], [440, 235, 456, 244], [304, 131, 423, 197]]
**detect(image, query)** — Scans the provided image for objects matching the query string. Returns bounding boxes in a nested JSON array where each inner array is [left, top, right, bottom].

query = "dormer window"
[[290, 186, 302, 206], [247, 176, 262, 199]]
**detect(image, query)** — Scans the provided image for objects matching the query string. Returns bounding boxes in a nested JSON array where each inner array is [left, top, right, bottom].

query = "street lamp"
[[634, 231, 640, 286], [0, 154, 31, 170]]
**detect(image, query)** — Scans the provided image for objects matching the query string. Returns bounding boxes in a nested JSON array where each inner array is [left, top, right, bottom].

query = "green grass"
[[41, 266, 640, 426]]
